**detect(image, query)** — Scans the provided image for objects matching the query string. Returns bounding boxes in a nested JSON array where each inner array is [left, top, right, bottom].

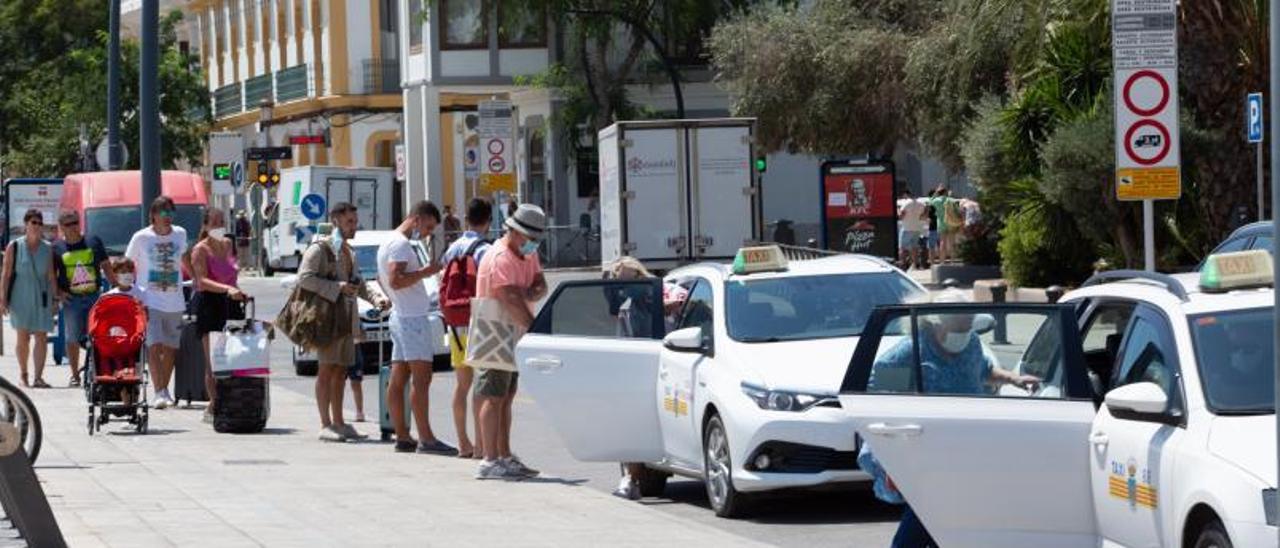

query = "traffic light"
[[269, 169, 280, 186], [256, 162, 269, 185], [754, 155, 767, 173]]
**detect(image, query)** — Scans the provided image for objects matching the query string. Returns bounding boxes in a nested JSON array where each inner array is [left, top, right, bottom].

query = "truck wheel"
[[634, 466, 670, 497], [703, 414, 750, 518], [1192, 519, 1232, 548]]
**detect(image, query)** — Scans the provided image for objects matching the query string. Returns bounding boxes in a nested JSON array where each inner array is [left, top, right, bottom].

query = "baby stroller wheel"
[[87, 408, 95, 436]]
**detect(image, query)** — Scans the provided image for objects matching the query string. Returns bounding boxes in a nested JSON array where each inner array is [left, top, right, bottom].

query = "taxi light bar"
[[732, 245, 788, 275], [1200, 250, 1273, 293]]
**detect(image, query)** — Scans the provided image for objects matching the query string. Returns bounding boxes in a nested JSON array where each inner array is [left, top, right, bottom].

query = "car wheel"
[[703, 414, 749, 518], [634, 465, 670, 498], [1192, 519, 1233, 548]]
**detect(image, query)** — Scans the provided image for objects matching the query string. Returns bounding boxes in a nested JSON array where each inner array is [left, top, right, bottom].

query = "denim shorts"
[[389, 313, 442, 362], [898, 230, 921, 251], [63, 293, 98, 348]]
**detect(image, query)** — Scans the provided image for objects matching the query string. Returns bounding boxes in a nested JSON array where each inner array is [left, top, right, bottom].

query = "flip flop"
[[32, 378, 51, 389]]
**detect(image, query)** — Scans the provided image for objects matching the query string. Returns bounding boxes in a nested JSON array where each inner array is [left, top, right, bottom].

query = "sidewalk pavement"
[[0, 336, 766, 547]]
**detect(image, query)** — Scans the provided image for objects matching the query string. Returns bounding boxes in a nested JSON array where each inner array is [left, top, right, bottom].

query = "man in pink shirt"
[[474, 204, 547, 480]]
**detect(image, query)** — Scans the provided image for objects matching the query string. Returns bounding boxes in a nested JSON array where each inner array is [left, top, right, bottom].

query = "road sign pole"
[[1270, 4, 1280, 544], [1143, 200, 1155, 271], [1260, 141, 1266, 222], [139, 0, 160, 225]]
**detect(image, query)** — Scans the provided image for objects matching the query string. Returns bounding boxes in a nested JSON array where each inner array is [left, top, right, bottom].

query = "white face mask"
[[118, 273, 135, 287], [941, 331, 971, 354], [208, 227, 226, 239]]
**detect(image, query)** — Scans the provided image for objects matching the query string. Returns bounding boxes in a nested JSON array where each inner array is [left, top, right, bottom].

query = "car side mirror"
[[664, 327, 706, 354], [1104, 382, 1168, 415]]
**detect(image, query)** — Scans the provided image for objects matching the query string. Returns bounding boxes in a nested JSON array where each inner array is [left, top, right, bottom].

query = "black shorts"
[[192, 292, 245, 334]]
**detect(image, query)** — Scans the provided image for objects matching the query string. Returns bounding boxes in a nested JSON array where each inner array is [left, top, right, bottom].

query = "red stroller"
[[82, 293, 149, 435]]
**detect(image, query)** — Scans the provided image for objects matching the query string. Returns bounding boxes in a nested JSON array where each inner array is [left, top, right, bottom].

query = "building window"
[[498, 0, 545, 48], [441, 0, 487, 50], [408, 0, 423, 51]]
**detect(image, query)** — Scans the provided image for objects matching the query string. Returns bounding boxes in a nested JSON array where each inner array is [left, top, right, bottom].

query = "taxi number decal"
[[1108, 459, 1157, 509]]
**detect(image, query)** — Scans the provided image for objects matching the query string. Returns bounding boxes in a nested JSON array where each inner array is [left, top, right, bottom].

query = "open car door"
[[516, 279, 666, 462], [838, 303, 1099, 548]]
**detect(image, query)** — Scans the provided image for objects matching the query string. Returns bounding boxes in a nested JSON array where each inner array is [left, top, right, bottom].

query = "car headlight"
[[1264, 489, 1276, 526], [741, 383, 831, 412]]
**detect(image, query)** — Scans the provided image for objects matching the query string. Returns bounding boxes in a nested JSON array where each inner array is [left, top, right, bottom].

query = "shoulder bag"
[[274, 241, 351, 350]]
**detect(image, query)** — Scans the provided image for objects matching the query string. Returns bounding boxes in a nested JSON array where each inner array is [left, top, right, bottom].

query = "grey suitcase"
[[173, 319, 209, 406]]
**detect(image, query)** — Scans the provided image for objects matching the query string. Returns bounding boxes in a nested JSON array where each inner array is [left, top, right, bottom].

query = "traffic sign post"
[[299, 193, 326, 222], [1112, 0, 1180, 272], [245, 146, 293, 161], [1249, 93, 1265, 221], [478, 100, 516, 196]]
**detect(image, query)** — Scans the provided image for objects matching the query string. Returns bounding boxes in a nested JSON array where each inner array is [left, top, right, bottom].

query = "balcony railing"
[[243, 73, 273, 109], [213, 84, 242, 119], [359, 59, 400, 95], [275, 64, 311, 103]]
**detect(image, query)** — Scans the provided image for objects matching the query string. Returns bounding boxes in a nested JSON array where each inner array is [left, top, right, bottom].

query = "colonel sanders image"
[[849, 178, 871, 216]]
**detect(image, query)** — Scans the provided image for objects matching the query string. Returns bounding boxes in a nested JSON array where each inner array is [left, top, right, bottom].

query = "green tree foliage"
[[1, 7, 209, 177]]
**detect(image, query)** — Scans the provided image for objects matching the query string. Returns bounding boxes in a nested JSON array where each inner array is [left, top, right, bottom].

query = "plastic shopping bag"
[[212, 322, 272, 378]]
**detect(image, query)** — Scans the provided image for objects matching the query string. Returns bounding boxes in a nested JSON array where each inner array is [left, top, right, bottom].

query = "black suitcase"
[[214, 376, 269, 433], [173, 320, 209, 406]]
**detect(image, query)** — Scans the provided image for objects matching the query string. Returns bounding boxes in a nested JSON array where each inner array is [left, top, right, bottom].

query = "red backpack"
[[440, 239, 488, 327]]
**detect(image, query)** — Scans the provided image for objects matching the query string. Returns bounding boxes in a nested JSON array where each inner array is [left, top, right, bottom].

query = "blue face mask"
[[331, 230, 344, 249], [520, 240, 539, 256]]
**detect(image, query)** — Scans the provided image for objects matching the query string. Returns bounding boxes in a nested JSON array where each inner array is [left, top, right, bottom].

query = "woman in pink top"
[[188, 207, 250, 422]]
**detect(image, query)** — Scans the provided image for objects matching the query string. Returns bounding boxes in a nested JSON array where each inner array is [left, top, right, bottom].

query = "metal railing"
[[243, 73, 274, 109], [275, 64, 311, 103], [360, 58, 400, 95], [213, 83, 243, 118]]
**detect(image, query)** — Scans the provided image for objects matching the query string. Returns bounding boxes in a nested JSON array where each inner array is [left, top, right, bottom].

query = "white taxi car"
[[516, 246, 925, 517], [281, 230, 449, 376], [839, 250, 1277, 548]]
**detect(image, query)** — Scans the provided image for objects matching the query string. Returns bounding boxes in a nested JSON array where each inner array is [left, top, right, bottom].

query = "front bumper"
[[729, 405, 870, 492]]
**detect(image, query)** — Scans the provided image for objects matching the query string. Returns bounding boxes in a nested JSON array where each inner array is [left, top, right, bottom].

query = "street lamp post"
[[139, 0, 160, 225], [107, 0, 122, 170], [1271, 2, 1280, 546], [252, 100, 274, 273]]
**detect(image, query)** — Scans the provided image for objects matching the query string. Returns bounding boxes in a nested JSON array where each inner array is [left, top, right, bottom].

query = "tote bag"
[[463, 297, 525, 372], [212, 321, 272, 378]]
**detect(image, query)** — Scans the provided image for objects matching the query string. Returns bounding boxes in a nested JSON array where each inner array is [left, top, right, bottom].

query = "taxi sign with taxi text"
[[1200, 250, 1273, 292], [732, 246, 788, 275]]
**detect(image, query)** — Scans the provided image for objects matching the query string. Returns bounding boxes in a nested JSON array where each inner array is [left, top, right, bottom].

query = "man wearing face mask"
[[377, 200, 455, 454], [859, 290, 1038, 547], [473, 204, 547, 480]]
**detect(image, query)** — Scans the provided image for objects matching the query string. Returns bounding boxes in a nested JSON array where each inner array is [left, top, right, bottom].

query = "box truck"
[[60, 171, 208, 254], [263, 166, 395, 274], [597, 118, 762, 270]]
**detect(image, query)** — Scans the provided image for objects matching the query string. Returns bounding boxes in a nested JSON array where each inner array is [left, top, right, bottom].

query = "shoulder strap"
[[463, 238, 488, 259]]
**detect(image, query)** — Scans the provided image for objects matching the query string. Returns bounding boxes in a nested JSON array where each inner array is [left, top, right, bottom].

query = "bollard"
[[1046, 285, 1065, 304], [990, 281, 1010, 344]]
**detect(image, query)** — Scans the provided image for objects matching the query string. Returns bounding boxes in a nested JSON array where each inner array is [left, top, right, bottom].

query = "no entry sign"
[[1112, 0, 1181, 201]]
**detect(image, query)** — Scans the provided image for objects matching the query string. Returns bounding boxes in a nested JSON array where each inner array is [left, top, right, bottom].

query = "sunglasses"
[[62, 221, 79, 228], [27, 221, 43, 227], [158, 210, 175, 219]]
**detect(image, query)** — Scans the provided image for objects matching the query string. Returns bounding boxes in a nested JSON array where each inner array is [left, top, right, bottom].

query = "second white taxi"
[[516, 246, 925, 517], [839, 250, 1278, 548]]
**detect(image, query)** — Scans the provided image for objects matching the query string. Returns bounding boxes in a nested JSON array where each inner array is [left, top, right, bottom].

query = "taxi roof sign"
[[732, 245, 788, 275], [1200, 250, 1273, 292]]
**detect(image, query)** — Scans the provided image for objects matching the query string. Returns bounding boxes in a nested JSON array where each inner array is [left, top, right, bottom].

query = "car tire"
[[634, 465, 670, 498], [703, 414, 750, 518], [1192, 519, 1233, 548]]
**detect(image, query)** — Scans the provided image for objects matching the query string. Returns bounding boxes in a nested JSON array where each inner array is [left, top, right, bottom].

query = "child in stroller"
[[83, 258, 149, 434]]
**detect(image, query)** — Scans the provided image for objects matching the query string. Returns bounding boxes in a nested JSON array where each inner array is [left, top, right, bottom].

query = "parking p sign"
[[1248, 93, 1264, 143]]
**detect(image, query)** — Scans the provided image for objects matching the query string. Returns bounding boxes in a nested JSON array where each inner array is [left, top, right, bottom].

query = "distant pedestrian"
[[189, 207, 251, 424], [378, 200, 454, 455], [473, 204, 547, 480], [443, 205, 462, 245], [929, 187, 954, 263], [897, 191, 927, 269], [235, 212, 252, 259], [924, 190, 940, 263], [126, 197, 189, 408], [961, 198, 983, 242], [441, 197, 494, 459], [0, 209, 58, 388], [298, 202, 389, 442], [53, 210, 114, 388]]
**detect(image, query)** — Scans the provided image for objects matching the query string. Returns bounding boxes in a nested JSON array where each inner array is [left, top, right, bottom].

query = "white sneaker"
[[613, 476, 640, 501], [476, 459, 512, 480], [318, 426, 344, 442], [338, 423, 368, 441], [502, 456, 540, 478], [153, 390, 171, 410]]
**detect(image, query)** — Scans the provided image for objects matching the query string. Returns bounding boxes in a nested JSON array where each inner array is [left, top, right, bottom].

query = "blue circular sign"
[[300, 193, 327, 221], [231, 162, 245, 188]]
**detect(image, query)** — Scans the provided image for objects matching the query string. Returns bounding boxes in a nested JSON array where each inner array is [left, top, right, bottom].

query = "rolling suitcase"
[[374, 319, 411, 442], [213, 376, 269, 433], [173, 318, 209, 406]]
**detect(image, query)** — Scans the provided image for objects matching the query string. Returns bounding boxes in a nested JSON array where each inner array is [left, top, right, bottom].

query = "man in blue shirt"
[[441, 197, 493, 459]]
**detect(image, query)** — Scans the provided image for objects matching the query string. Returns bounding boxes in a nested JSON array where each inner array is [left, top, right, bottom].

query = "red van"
[[60, 171, 208, 254]]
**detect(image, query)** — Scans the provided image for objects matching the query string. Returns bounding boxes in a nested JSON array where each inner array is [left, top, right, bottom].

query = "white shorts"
[[389, 313, 443, 363]]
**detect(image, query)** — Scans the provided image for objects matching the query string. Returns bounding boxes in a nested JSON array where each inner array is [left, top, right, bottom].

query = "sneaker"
[[417, 440, 459, 456], [613, 477, 640, 501], [318, 426, 345, 442], [202, 409, 214, 424], [338, 423, 368, 441], [503, 456, 540, 478], [475, 459, 511, 480], [394, 439, 418, 453], [154, 390, 171, 410]]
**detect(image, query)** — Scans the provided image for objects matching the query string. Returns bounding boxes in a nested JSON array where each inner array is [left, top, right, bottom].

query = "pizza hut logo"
[[626, 157, 676, 176]]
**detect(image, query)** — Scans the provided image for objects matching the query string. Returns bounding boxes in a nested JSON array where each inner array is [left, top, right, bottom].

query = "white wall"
[[347, 114, 402, 167], [440, 51, 489, 77]]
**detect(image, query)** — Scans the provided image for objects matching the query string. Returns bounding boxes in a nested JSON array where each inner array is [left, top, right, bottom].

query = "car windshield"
[[725, 272, 922, 342], [1189, 307, 1275, 415], [86, 205, 204, 255], [352, 241, 429, 281]]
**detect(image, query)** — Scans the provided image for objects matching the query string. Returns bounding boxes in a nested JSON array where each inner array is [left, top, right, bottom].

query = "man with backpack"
[[377, 200, 455, 454], [440, 197, 492, 459]]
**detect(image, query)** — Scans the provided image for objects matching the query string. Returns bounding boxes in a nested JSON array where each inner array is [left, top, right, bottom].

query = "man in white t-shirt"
[[124, 196, 189, 409], [377, 200, 455, 455], [897, 190, 928, 269]]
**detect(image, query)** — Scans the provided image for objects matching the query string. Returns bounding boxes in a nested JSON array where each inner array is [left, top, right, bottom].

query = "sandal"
[[68, 376, 81, 388], [19, 373, 29, 388], [32, 378, 50, 389]]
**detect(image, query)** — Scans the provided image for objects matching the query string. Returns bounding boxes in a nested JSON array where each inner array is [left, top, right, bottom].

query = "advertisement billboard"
[[820, 160, 896, 258]]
